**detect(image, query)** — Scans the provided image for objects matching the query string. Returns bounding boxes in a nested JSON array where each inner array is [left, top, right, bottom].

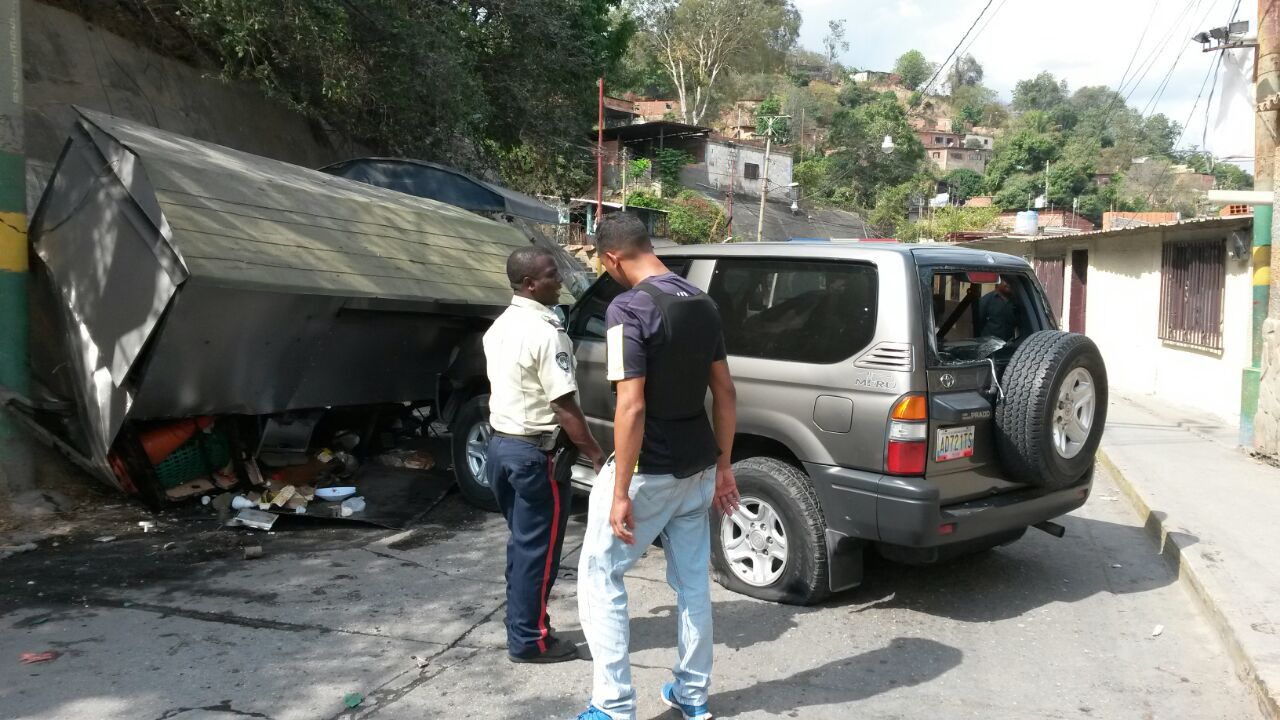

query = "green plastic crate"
[[154, 431, 232, 488]]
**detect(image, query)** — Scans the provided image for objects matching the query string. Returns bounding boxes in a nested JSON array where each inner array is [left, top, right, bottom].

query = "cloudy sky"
[[793, 0, 1257, 171]]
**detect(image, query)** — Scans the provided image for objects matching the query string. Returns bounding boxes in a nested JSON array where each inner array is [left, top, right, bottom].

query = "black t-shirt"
[[605, 273, 727, 474]]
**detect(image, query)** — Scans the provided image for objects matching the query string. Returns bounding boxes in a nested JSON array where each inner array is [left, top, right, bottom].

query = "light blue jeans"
[[577, 460, 716, 720]]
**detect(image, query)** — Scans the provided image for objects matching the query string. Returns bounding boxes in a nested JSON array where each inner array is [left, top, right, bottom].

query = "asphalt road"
[[0, 464, 1262, 720]]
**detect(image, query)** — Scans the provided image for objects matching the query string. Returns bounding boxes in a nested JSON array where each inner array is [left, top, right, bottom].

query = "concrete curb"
[[1097, 448, 1279, 720]]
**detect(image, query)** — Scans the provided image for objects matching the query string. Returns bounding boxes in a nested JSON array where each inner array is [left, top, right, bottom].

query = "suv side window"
[[570, 259, 690, 340], [707, 259, 878, 363]]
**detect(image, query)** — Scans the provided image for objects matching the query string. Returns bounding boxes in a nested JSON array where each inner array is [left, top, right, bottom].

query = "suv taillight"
[[887, 393, 928, 476]]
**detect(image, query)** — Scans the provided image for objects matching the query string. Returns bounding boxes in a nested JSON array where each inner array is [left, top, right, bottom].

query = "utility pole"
[[726, 141, 736, 237], [620, 147, 628, 211], [596, 77, 604, 235], [756, 115, 789, 242], [0, 0, 32, 499], [1251, 1, 1280, 449], [798, 108, 804, 163]]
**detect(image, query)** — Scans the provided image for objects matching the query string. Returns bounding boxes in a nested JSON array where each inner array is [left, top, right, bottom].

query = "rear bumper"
[[806, 462, 1092, 548]]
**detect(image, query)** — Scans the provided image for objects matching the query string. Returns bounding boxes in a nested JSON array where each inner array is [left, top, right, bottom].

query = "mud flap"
[[825, 529, 866, 593]]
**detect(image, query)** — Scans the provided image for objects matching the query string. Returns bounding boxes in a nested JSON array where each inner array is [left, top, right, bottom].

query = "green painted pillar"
[[0, 0, 33, 495], [1242, 204, 1271, 446]]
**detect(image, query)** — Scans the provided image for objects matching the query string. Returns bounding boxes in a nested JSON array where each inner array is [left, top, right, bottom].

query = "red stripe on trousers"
[[537, 454, 559, 653]]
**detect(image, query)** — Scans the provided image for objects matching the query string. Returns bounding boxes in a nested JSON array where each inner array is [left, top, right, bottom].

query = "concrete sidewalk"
[[1100, 394, 1280, 719]]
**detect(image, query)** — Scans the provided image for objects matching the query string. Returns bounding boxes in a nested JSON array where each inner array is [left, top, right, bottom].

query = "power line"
[[1115, 0, 1166, 94], [919, 0, 995, 98]]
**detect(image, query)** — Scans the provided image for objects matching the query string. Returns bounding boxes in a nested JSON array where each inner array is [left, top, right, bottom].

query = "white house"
[[966, 215, 1254, 425]]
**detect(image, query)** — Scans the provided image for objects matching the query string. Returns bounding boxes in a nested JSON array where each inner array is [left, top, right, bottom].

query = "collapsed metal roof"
[[28, 109, 535, 479], [48, 110, 531, 305]]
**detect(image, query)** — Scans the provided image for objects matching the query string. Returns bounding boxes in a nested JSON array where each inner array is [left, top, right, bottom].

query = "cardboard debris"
[[377, 450, 434, 470], [165, 478, 215, 501], [229, 509, 277, 531]]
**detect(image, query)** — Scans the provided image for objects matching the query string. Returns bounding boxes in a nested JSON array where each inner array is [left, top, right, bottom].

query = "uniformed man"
[[978, 278, 1017, 341], [575, 213, 739, 720], [483, 246, 605, 664]]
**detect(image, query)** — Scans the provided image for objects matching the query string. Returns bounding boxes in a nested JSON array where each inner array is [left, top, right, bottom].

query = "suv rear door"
[[916, 259, 1056, 503]]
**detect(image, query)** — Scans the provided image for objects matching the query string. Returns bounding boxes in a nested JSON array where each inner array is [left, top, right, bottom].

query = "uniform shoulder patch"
[[556, 351, 571, 373]]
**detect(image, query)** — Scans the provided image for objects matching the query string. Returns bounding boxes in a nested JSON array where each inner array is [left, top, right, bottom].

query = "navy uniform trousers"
[[487, 435, 572, 658]]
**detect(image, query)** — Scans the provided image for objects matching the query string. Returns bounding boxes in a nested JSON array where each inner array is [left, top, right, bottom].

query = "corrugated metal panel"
[[1159, 239, 1225, 351], [78, 110, 528, 306]]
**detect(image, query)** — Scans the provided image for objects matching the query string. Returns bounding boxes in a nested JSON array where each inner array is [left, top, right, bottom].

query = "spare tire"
[[995, 331, 1107, 489]]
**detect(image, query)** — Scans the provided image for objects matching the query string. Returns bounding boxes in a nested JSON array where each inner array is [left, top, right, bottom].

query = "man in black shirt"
[[574, 213, 739, 720]]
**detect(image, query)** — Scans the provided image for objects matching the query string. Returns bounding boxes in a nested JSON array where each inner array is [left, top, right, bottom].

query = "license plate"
[[936, 426, 975, 461]]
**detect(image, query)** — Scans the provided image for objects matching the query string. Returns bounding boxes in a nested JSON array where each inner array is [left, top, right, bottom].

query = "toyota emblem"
[[940, 373, 956, 389]]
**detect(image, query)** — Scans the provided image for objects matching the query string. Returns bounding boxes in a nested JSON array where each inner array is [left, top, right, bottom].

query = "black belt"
[[494, 430, 557, 452]]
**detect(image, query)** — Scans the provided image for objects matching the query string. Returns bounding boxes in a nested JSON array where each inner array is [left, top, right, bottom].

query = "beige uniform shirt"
[[482, 296, 577, 435]]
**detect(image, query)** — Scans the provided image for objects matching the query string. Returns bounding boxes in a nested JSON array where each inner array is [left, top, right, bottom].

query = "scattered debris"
[[377, 450, 435, 470], [228, 509, 277, 531], [19, 651, 61, 665], [316, 487, 357, 502], [243, 545, 264, 560], [231, 495, 256, 511], [1151, 625, 1165, 637], [0, 543, 38, 561], [139, 521, 157, 533], [162, 542, 178, 551], [94, 536, 115, 543], [1111, 563, 1123, 569], [340, 496, 367, 518], [164, 478, 215, 501], [412, 655, 429, 669], [343, 692, 364, 709]]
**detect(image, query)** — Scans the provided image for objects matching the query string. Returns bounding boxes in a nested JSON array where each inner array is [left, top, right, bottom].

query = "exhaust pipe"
[[1033, 520, 1066, 538]]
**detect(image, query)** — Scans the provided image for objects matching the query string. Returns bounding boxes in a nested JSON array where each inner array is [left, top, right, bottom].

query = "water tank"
[[1014, 210, 1039, 235]]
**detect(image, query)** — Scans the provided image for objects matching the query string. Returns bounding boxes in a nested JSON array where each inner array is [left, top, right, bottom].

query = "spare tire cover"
[[995, 331, 1108, 489]]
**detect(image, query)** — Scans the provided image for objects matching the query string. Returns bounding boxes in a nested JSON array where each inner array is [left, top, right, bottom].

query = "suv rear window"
[[707, 259, 877, 364], [928, 270, 1039, 364]]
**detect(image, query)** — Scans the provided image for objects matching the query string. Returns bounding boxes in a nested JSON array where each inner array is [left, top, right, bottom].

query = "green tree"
[[177, 0, 632, 193], [823, 94, 927, 209], [946, 54, 984, 94], [822, 19, 849, 76], [633, 0, 800, 124], [654, 148, 693, 195], [897, 206, 999, 241], [755, 95, 791, 142], [668, 190, 728, 243], [984, 111, 1062, 189], [1013, 72, 1069, 113], [893, 50, 932, 91], [943, 169, 985, 202]]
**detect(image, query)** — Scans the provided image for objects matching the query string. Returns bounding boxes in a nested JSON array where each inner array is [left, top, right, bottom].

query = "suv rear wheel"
[[711, 457, 830, 605], [451, 395, 499, 512]]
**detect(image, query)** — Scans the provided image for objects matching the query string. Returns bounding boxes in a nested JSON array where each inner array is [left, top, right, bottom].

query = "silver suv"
[[447, 242, 1107, 605]]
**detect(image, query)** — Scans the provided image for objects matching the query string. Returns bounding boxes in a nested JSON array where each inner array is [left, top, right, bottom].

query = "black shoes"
[[508, 636, 581, 664]]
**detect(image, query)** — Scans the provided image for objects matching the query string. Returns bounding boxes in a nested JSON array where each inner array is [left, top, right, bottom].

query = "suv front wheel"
[[451, 395, 500, 512], [711, 457, 831, 605]]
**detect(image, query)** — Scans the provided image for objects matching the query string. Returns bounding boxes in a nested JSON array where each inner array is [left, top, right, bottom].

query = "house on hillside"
[[851, 70, 900, 86], [680, 136, 795, 202], [604, 96, 641, 127], [634, 99, 682, 122], [964, 216, 1253, 424], [597, 121, 794, 203], [918, 129, 990, 173]]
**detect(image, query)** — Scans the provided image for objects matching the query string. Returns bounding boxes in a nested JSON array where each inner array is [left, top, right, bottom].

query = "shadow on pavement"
[[826, 514, 1186, 623]]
